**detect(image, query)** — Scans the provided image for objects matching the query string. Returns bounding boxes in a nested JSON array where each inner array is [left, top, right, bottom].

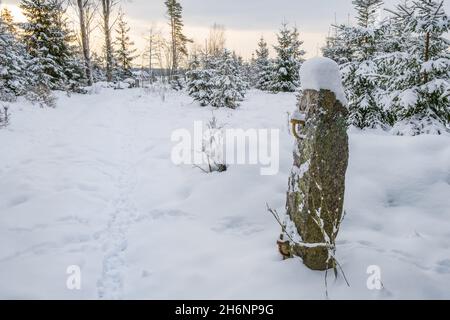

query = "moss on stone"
[[286, 89, 349, 271]]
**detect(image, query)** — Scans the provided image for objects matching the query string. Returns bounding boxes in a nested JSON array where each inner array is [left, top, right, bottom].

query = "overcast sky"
[[2, 0, 450, 62]]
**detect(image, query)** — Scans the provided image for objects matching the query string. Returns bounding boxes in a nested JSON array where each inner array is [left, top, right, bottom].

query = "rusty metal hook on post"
[[290, 111, 306, 140]]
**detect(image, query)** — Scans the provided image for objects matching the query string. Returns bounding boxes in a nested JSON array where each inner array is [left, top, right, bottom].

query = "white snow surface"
[[300, 57, 347, 106], [0, 88, 450, 299]]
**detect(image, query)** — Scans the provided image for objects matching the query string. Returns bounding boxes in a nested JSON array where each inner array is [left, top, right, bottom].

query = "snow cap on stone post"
[[300, 57, 347, 106]]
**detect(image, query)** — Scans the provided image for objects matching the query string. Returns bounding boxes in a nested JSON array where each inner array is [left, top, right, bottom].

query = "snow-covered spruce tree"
[[115, 10, 137, 79], [210, 49, 247, 109], [373, 13, 419, 127], [290, 26, 306, 75], [0, 8, 30, 102], [186, 53, 204, 104], [232, 51, 250, 91], [20, 0, 85, 92], [186, 53, 201, 96], [354, 0, 384, 28], [246, 53, 258, 88], [90, 52, 107, 82], [381, 0, 450, 135], [234, 53, 252, 89], [270, 22, 305, 93], [186, 52, 217, 106], [1, 8, 16, 34], [339, 0, 387, 129], [322, 24, 355, 65], [254, 36, 272, 91], [241, 59, 255, 88]]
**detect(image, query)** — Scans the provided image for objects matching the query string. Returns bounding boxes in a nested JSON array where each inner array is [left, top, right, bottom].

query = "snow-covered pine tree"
[[0, 7, 30, 101], [339, 0, 386, 129], [322, 24, 354, 65], [164, 0, 191, 77], [20, 0, 84, 92], [186, 52, 217, 106], [382, 0, 450, 135], [186, 53, 202, 101], [241, 59, 255, 88], [67, 54, 87, 92], [91, 52, 107, 82], [232, 51, 250, 90], [115, 10, 137, 79], [254, 36, 272, 91], [54, 3, 86, 92], [197, 54, 217, 106], [246, 53, 258, 88], [353, 0, 384, 28], [211, 49, 247, 109], [373, 13, 417, 126], [290, 26, 306, 82], [270, 22, 304, 93], [1, 8, 16, 34], [237, 56, 251, 88]]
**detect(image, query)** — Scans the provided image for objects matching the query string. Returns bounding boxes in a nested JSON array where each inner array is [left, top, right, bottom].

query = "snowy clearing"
[[0, 88, 449, 299]]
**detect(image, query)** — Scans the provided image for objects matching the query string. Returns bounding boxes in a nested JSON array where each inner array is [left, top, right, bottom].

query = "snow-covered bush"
[[196, 116, 227, 173], [0, 105, 10, 128], [170, 75, 185, 91], [26, 84, 57, 108]]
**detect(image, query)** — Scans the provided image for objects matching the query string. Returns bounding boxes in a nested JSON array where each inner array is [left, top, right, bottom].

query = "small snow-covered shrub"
[[26, 84, 57, 108], [142, 81, 169, 102], [196, 116, 227, 173], [391, 116, 449, 136], [0, 105, 10, 128], [170, 75, 185, 91]]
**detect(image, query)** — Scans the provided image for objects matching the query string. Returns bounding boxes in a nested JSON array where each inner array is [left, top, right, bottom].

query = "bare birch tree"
[[100, 0, 119, 82], [70, 0, 97, 86], [207, 23, 226, 56], [143, 24, 162, 82]]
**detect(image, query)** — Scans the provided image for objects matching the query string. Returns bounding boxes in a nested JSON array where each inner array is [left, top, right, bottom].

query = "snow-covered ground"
[[0, 87, 449, 299]]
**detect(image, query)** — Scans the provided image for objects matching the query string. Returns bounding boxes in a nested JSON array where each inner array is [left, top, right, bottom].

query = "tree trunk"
[[102, 0, 113, 83], [170, 17, 177, 79], [286, 89, 349, 271], [77, 0, 93, 86], [424, 31, 430, 84]]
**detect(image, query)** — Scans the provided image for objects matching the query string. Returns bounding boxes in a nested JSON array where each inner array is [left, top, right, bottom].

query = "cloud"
[[3, 0, 450, 60]]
